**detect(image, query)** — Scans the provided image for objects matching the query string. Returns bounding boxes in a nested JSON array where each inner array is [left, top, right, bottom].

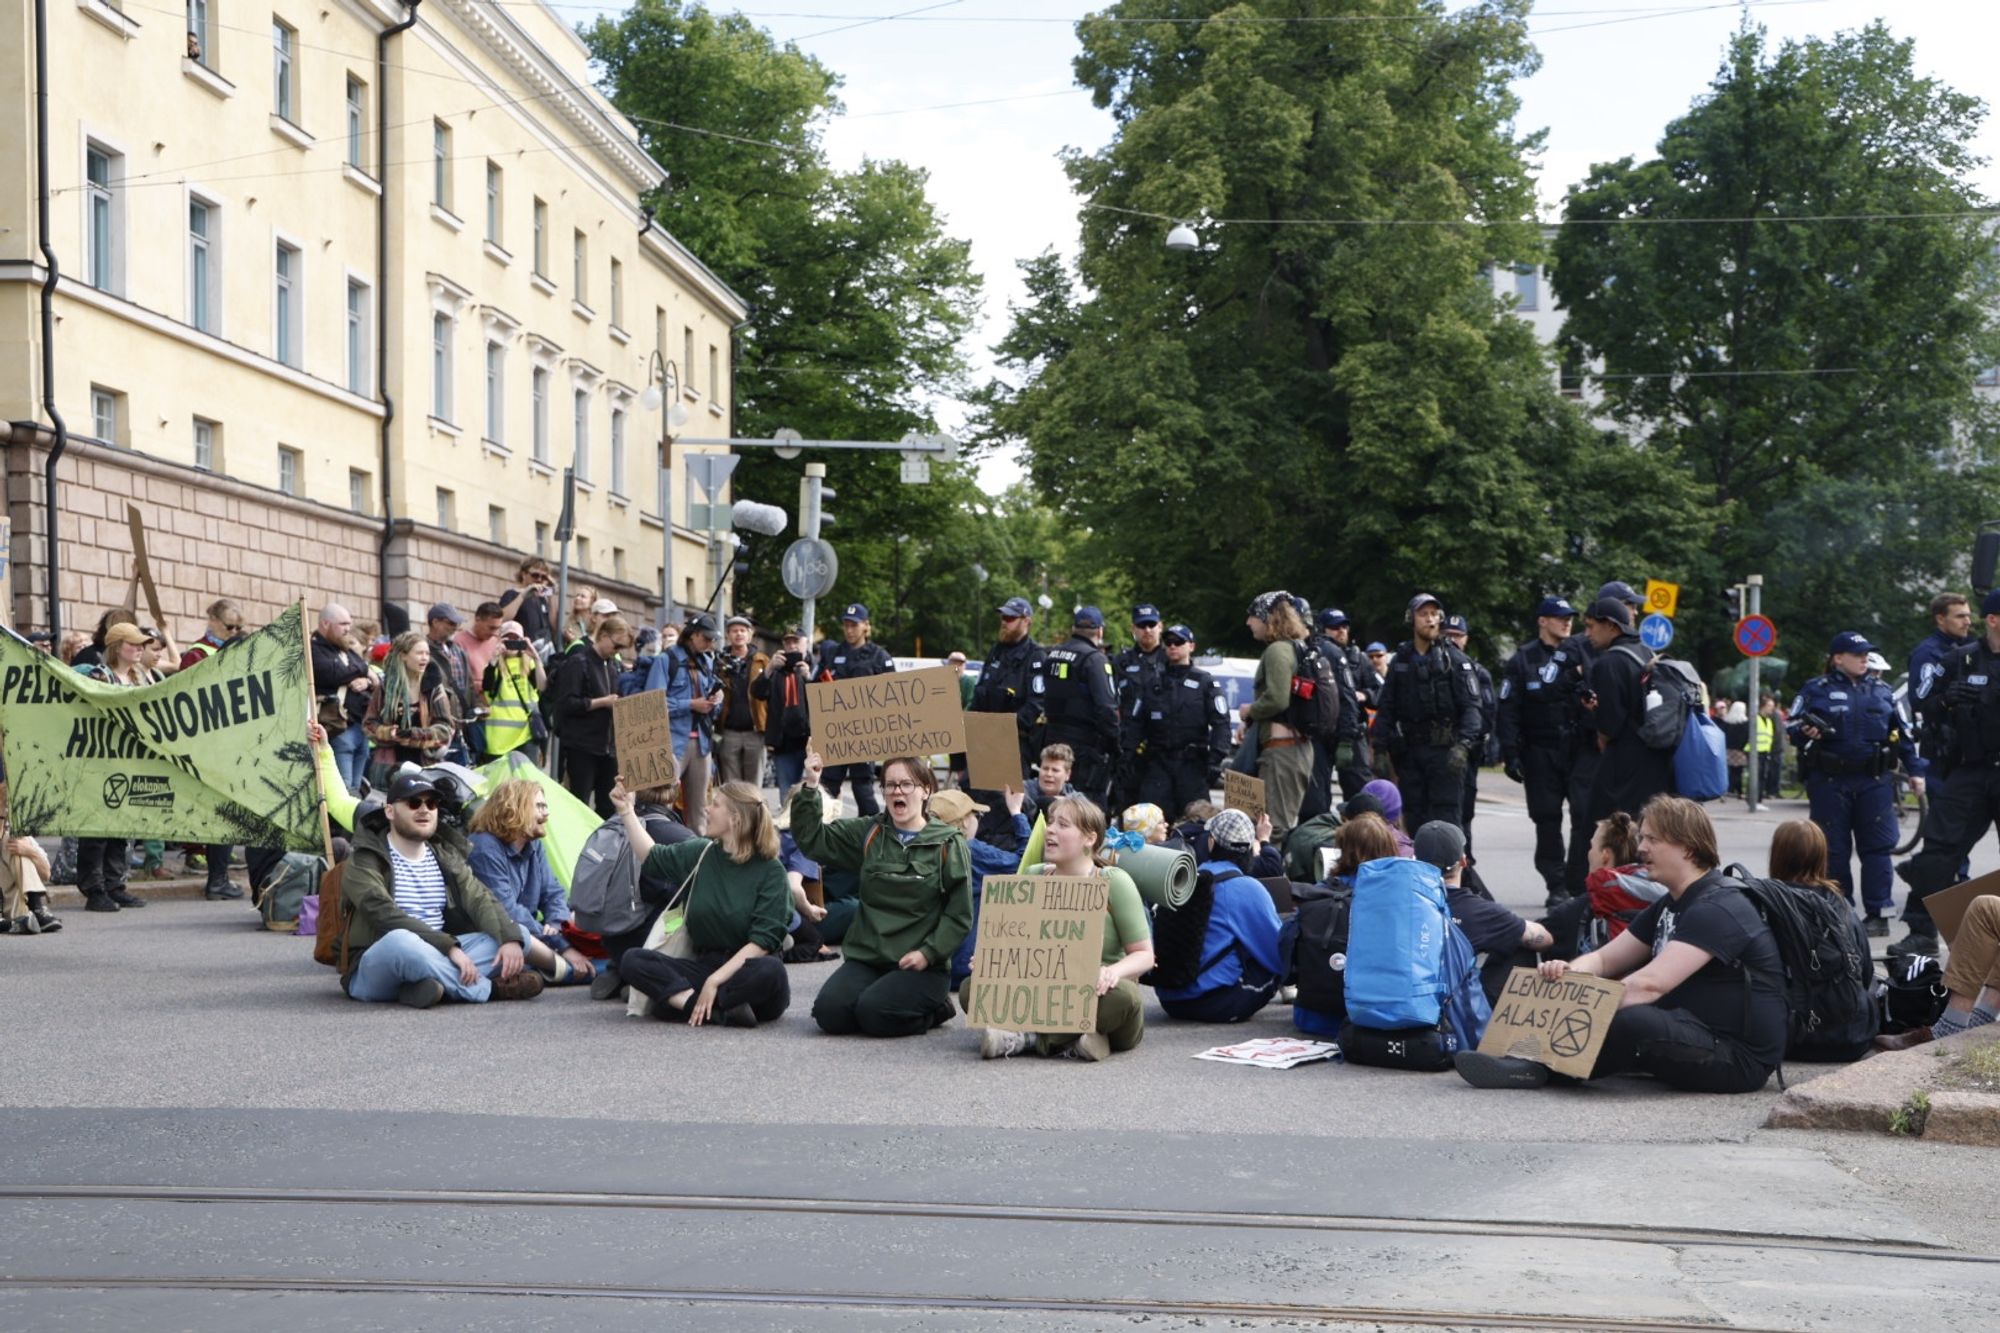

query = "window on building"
[[613, 547, 626, 581], [349, 468, 370, 515], [90, 386, 122, 444], [186, 0, 212, 65], [683, 326, 695, 393], [576, 536, 591, 572], [573, 230, 588, 305], [484, 341, 505, 444], [572, 388, 590, 481], [432, 120, 451, 210], [85, 143, 122, 294], [436, 488, 456, 530], [708, 344, 719, 404], [1514, 264, 1540, 312], [431, 313, 453, 421], [485, 161, 502, 244], [193, 417, 217, 471], [272, 20, 296, 121], [273, 240, 300, 367], [531, 366, 549, 462], [610, 406, 626, 495], [345, 279, 371, 395], [278, 444, 302, 497], [345, 76, 365, 168], [188, 196, 219, 333], [532, 198, 547, 275], [488, 505, 506, 546], [609, 258, 624, 328], [1559, 351, 1586, 400], [534, 521, 549, 557], [655, 306, 667, 361]]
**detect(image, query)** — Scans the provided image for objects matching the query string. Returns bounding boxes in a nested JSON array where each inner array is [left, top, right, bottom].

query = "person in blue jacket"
[[646, 615, 720, 834], [1790, 631, 1924, 936], [1154, 808, 1283, 1023], [940, 787, 1031, 990]]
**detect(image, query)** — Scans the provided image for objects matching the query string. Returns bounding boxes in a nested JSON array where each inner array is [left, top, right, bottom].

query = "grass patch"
[[1889, 1089, 1932, 1137], [1937, 1036, 2000, 1094]]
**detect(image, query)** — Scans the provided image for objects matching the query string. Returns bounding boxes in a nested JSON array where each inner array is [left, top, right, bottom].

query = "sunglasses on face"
[[402, 796, 439, 811]]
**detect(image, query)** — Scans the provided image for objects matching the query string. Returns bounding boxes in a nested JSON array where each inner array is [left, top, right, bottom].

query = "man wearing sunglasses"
[[338, 773, 544, 1006]]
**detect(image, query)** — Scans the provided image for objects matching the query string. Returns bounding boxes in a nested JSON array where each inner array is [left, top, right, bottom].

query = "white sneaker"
[[1061, 1032, 1111, 1063], [979, 1028, 1032, 1060]]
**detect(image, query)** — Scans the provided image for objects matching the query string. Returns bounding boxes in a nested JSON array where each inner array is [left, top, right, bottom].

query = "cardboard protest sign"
[[1921, 871, 2000, 946], [961, 874, 1108, 1036], [963, 710, 1022, 791], [0, 603, 322, 850], [1222, 769, 1266, 821], [125, 504, 166, 631], [806, 664, 965, 766], [1478, 968, 1627, 1079], [611, 689, 677, 791]]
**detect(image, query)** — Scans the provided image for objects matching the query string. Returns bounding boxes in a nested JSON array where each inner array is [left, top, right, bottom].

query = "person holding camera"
[[496, 558, 556, 658], [482, 620, 549, 763], [715, 615, 770, 789], [753, 627, 815, 800]]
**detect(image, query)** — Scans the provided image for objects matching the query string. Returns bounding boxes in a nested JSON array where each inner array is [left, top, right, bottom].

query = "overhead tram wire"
[[502, 0, 1842, 26]]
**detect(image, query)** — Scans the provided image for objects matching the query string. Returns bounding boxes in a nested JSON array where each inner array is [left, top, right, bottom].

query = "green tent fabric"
[[315, 742, 361, 833], [1021, 813, 1197, 909], [472, 753, 602, 889]]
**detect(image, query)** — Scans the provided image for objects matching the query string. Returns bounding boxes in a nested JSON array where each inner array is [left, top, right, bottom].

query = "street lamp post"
[[640, 353, 690, 631]]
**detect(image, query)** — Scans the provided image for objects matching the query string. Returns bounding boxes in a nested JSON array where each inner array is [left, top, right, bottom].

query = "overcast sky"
[[581, 2, 2000, 486]]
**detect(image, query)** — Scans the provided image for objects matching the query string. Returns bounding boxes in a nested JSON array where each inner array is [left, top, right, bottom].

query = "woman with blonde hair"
[[606, 778, 792, 1027], [363, 629, 457, 788], [74, 622, 158, 911], [467, 779, 594, 984], [1241, 591, 1315, 840]]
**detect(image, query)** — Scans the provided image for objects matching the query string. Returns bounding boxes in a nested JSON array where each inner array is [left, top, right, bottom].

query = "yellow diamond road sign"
[[1645, 579, 1680, 619]]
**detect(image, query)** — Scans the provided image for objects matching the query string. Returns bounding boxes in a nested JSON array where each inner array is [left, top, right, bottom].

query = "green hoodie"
[[791, 785, 972, 970]]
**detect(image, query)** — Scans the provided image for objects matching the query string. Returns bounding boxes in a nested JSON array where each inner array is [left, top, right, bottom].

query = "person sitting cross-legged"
[[466, 778, 596, 985], [1153, 809, 1284, 1024], [339, 772, 545, 1007]]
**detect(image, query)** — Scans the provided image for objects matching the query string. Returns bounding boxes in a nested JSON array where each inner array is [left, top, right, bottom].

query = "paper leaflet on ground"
[[1192, 1037, 1341, 1069]]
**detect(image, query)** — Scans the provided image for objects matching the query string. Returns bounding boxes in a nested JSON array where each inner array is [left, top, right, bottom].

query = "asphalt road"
[[1, 780, 1995, 1329]]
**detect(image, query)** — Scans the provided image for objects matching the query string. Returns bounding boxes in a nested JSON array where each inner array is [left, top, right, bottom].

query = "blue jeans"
[[344, 929, 511, 1004], [331, 725, 370, 794], [771, 748, 807, 802]]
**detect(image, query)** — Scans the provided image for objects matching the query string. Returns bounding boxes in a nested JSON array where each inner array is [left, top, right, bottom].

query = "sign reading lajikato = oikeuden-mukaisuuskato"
[[962, 874, 1108, 1036], [805, 664, 966, 766]]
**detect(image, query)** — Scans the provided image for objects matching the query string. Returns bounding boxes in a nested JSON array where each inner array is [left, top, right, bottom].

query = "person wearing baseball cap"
[[1578, 595, 1671, 824], [1901, 591, 2000, 955], [810, 602, 896, 817], [1411, 820, 1556, 1002], [1139, 624, 1232, 820], [966, 597, 1040, 824], [1309, 608, 1377, 804], [1368, 591, 1483, 835], [1441, 613, 1498, 855], [1111, 604, 1168, 816], [713, 614, 770, 791], [1020, 606, 1120, 808], [422, 603, 477, 766], [1787, 631, 1921, 936], [1152, 808, 1284, 1024], [1498, 595, 1585, 907], [1597, 581, 1644, 613], [935, 787, 1033, 992]]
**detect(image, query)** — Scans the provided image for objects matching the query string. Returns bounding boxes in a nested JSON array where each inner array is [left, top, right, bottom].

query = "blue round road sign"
[[1639, 613, 1675, 652]]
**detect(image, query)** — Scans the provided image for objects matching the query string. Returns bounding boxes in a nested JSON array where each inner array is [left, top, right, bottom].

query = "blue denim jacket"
[[466, 831, 570, 936], [646, 646, 715, 761]]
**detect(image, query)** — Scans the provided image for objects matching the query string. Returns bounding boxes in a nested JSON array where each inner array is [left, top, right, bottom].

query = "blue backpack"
[[1674, 706, 1729, 801], [1345, 857, 1450, 1029], [1341, 902, 1492, 1071]]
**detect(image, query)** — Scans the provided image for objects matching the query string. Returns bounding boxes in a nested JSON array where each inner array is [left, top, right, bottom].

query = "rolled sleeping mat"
[[1020, 812, 1197, 909]]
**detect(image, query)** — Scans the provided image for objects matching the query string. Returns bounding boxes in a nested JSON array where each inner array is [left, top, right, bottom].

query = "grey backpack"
[[570, 817, 648, 938]]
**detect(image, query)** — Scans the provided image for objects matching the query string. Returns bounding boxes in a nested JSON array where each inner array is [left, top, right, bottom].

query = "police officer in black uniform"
[[1443, 613, 1496, 855], [1369, 593, 1483, 832], [1138, 623, 1231, 820], [1020, 606, 1121, 810], [1111, 603, 1167, 817], [1496, 596, 1580, 906], [812, 602, 896, 816], [1896, 588, 2000, 956], [1555, 580, 1644, 895], [973, 595, 1040, 776], [1314, 608, 1379, 802]]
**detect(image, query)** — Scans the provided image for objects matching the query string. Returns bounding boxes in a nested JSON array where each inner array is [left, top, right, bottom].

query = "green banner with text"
[[0, 603, 323, 851]]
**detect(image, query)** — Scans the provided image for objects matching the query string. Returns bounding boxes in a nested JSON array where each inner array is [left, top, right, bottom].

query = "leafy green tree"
[[975, 0, 1675, 657], [583, 2, 983, 647], [1552, 23, 2000, 676]]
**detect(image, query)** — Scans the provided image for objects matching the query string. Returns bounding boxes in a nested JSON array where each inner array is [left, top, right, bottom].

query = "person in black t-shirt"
[[1454, 795, 1786, 1093], [1412, 821, 1558, 1003]]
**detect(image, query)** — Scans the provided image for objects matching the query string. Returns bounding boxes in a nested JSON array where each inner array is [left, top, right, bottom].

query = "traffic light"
[[817, 483, 836, 532], [732, 538, 753, 587]]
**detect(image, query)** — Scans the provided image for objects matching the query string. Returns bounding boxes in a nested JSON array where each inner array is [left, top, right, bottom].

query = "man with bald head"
[[312, 602, 375, 793]]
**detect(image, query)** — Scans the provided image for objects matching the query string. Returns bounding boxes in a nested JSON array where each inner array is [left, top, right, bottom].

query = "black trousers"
[[1563, 744, 1602, 896], [1392, 744, 1465, 832], [1334, 736, 1374, 804], [1110, 751, 1149, 826], [1521, 742, 1573, 903], [76, 838, 128, 899], [562, 748, 618, 818], [1589, 1004, 1773, 1094], [1297, 738, 1335, 823], [1460, 753, 1481, 856], [621, 948, 791, 1024], [1141, 753, 1212, 825], [1900, 763, 2000, 932]]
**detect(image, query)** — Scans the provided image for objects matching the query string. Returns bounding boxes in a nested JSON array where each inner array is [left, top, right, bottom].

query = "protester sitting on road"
[[1768, 818, 1874, 1019], [339, 772, 543, 1006], [1172, 805, 1283, 877], [1154, 808, 1283, 1023], [1329, 813, 1398, 883], [1, 787, 59, 935], [971, 794, 1155, 1060], [1410, 820, 1556, 1003], [940, 787, 1032, 991], [1454, 795, 1786, 1092], [1025, 743, 1079, 822], [1354, 779, 1414, 857], [466, 779, 595, 985], [608, 778, 793, 1027], [363, 630, 458, 789], [1874, 893, 2000, 1053], [1581, 812, 1662, 949], [796, 751, 973, 1038], [1122, 803, 1168, 844], [588, 780, 695, 1000]]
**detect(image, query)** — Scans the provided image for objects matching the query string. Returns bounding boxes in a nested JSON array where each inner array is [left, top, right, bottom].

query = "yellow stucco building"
[[2, 0, 745, 636]]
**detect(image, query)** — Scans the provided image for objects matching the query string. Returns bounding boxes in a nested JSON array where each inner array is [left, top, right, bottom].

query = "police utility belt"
[[1805, 747, 1891, 778]]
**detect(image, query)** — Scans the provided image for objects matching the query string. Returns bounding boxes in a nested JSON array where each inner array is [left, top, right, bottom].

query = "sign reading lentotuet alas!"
[[0, 604, 324, 852]]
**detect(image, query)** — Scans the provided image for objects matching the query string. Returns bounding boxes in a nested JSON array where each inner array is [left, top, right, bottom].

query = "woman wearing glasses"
[[795, 751, 972, 1038]]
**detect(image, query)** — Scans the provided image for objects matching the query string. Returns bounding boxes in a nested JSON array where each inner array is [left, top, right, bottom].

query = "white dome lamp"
[[1164, 220, 1200, 253]]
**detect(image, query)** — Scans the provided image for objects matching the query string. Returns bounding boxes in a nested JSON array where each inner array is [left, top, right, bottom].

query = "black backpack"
[[1878, 953, 1948, 1035], [1723, 865, 1878, 1063], [1282, 880, 1355, 1023], [1287, 640, 1343, 738], [1142, 869, 1221, 991]]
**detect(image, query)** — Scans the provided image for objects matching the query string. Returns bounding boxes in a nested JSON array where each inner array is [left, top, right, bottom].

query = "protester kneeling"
[[1454, 795, 1786, 1093], [340, 772, 544, 1006], [795, 753, 973, 1038], [968, 795, 1155, 1061], [1152, 809, 1282, 1023], [607, 779, 791, 1027]]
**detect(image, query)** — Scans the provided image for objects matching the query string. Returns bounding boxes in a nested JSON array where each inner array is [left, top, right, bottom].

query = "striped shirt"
[[388, 843, 448, 931]]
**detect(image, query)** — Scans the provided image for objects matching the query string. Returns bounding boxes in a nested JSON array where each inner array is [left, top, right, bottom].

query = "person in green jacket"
[[968, 794, 1155, 1062], [1240, 591, 1315, 841], [796, 751, 973, 1037], [607, 779, 793, 1028]]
